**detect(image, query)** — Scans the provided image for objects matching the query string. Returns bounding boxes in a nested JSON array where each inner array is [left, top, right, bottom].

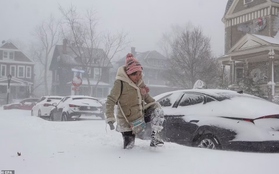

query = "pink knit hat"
[[125, 53, 143, 75]]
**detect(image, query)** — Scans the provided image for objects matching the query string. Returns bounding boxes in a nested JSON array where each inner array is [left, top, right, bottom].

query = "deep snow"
[[1, 109, 279, 174]]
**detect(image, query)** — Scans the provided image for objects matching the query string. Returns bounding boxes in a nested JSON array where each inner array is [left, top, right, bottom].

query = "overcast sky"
[[1, 0, 228, 59]]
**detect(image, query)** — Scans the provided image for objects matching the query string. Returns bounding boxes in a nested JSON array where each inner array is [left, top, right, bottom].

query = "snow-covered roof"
[[253, 34, 279, 45], [67, 79, 110, 86], [115, 50, 167, 69]]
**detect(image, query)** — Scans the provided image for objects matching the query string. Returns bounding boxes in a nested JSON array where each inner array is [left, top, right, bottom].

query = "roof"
[[0, 41, 34, 63], [67, 78, 110, 86], [50, 44, 113, 70], [253, 34, 279, 45], [116, 50, 168, 69], [224, 0, 234, 17], [223, 0, 279, 21], [0, 41, 17, 49]]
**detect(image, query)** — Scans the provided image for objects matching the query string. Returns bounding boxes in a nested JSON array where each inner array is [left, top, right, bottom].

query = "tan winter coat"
[[105, 66, 155, 132]]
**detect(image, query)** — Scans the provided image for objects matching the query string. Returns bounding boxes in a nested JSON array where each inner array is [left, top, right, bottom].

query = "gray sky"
[[1, 0, 228, 58]]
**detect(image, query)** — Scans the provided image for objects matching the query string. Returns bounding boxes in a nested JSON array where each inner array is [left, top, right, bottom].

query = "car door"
[[157, 91, 185, 142], [52, 97, 70, 118], [33, 97, 46, 115], [164, 92, 207, 145], [42, 97, 62, 115]]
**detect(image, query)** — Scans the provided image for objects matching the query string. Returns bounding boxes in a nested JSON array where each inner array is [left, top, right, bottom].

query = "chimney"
[[63, 39, 68, 54], [131, 47, 136, 56]]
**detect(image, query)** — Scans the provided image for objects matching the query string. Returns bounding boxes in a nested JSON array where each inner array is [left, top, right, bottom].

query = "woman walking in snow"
[[105, 53, 165, 149]]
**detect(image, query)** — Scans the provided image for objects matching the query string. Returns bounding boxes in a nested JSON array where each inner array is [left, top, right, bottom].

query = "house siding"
[[50, 44, 112, 98], [0, 41, 35, 103], [224, 2, 277, 53], [233, 0, 267, 14]]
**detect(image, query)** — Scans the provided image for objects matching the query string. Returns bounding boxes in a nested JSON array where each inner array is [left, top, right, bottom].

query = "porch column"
[[222, 64, 225, 86], [268, 49, 275, 98], [244, 59, 249, 84], [231, 61, 235, 84]]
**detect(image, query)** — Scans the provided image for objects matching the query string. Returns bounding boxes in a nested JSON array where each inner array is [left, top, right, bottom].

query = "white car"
[[151, 89, 279, 152], [31, 96, 63, 117], [50, 95, 104, 121]]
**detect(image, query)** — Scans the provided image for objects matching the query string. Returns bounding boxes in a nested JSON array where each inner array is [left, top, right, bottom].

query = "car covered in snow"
[[151, 89, 279, 152], [31, 96, 63, 117], [49, 95, 104, 121], [3, 98, 40, 110]]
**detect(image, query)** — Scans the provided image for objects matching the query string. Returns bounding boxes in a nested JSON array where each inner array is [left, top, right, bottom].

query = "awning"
[[0, 77, 33, 86]]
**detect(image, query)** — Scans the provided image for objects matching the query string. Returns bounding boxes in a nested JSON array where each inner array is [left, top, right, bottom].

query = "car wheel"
[[195, 134, 221, 150], [49, 112, 54, 121], [61, 113, 68, 121], [38, 110, 42, 117]]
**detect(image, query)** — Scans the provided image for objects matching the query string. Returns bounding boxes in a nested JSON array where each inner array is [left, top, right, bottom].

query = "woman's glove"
[[108, 122, 115, 130]]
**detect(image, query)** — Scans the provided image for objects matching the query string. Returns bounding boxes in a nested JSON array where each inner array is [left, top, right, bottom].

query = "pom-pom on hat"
[[125, 53, 143, 75]]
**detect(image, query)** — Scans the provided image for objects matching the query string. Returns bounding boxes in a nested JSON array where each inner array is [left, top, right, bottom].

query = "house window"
[[9, 52, 14, 60], [1, 65, 6, 77], [26, 66, 31, 78], [18, 66, 25, 78], [244, 0, 253, 4], [10, 65, 16, 77], [236, 67, 244, 83], [94, 68, 102, 80], [236, 68, 244, 79], [3, 51, 14, 60], [3, 52, 8, 59]]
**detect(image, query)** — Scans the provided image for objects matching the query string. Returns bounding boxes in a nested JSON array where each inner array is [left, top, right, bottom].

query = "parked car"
[[146, 89, 279, 152], [31, 96, 63, 117], [50, 95, 104, 121], [3, 98, 39, 110]]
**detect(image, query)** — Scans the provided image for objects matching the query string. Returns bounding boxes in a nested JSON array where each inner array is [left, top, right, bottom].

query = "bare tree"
[[59, 5, 129, 96], [160, 25, 222, 88], [32, 15, 61, 95]]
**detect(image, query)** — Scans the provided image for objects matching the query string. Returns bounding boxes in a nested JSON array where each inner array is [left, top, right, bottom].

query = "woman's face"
[[128, 71, 142, 83]]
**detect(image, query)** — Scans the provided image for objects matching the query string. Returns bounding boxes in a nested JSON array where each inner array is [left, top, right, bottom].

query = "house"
[[219, 0, 279, 99], [112, 47, 178, 96], [0, 40, 35, 104], [49, 39, 113, 98]]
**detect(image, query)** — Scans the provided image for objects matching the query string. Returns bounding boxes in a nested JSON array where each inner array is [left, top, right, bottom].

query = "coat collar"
[[116, 66, 143, 88]]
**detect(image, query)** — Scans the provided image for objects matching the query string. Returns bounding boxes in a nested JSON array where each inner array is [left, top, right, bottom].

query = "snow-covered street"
[[0, 109, 279, 174]]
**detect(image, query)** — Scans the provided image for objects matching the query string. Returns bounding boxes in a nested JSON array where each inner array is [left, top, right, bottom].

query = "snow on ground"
[[1, 109, 279, 174]]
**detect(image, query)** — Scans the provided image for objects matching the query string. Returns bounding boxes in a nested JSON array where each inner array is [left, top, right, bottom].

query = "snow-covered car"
[[3, 98, 39, 110], [49, 95, 104, 121], [150, 89, 279, 152], [31, 96, 63, 117]]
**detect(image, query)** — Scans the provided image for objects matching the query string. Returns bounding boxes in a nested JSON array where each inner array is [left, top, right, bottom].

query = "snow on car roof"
[[153, 89, 258, 101], [158, 89, 279, 119], [67, 95, 98, 99]]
